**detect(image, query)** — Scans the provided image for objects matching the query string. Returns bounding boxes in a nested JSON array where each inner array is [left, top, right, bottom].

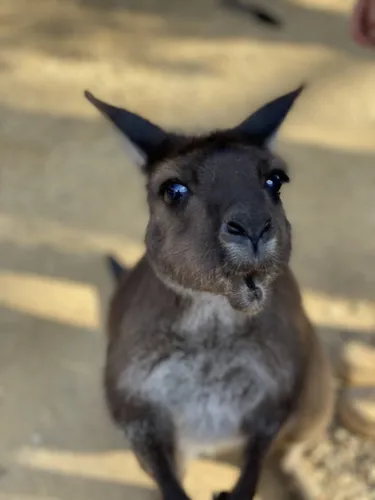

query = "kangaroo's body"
[[86, 87, 333, 500], [107, 256, 331, 457]]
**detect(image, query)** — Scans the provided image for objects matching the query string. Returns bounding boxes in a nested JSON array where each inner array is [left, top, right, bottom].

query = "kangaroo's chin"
[[226, 274, 268, 315]]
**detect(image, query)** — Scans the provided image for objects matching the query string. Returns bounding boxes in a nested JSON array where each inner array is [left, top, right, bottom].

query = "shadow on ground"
[[0, 0, 374, 75]]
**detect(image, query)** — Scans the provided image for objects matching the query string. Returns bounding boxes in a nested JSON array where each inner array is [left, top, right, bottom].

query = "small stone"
[[334, 427, 348, 442]]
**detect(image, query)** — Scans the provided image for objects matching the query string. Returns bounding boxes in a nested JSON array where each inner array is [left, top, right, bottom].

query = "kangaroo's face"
[[86, 87, 302, 313], [144, 137, 291, 313]]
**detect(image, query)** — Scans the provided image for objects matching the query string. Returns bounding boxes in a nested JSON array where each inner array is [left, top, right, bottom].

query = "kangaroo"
[[85, 86, 333, 500]]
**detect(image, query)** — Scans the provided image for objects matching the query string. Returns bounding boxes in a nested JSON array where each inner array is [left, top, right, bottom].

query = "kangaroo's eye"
[[162, 181, 190, 205], [264, 171, 289, 198]]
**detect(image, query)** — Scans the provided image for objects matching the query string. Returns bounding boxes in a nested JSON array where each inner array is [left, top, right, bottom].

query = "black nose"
[[221, 218, 272, 252]]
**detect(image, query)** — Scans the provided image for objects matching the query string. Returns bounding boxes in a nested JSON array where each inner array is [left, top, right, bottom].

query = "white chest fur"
[[177, 292, 241, 336], [119, 293, 277, 457]]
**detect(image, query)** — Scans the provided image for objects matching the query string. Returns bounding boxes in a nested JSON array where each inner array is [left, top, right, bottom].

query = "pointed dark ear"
[[84, 91, 169, 165], [233, 85, 304, 148]]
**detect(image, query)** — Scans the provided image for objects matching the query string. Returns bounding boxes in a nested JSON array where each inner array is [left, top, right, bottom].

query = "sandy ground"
[[0, 0, 375, 499]]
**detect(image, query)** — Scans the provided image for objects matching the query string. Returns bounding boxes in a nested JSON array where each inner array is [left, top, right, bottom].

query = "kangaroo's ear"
[[233, 85, 304, 148], [85, 91, 170, 167]]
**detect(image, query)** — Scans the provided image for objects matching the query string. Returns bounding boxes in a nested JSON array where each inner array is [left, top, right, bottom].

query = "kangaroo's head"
[[86, 86, 303, 314]]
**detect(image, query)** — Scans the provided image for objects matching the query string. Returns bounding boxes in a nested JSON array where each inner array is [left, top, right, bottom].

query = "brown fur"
[[86, 88, 334, 500]]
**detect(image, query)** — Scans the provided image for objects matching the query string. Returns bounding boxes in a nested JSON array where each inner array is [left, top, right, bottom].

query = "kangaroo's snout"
[[220, 209, 274, 260]]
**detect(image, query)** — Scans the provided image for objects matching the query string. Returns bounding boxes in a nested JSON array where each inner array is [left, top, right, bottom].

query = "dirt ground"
[[0, 0, 375, 499]]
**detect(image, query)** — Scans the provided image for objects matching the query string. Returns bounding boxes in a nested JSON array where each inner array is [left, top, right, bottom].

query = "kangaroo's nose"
[[220, 218, 272, 252]]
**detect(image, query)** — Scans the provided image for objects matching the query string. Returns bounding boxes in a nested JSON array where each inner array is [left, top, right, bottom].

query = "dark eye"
[[264, 171, 289, 198], [162, 181, 190, 205]]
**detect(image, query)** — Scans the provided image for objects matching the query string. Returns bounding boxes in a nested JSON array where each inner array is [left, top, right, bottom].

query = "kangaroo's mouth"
[[244, 274, 263, 298], [227, 274, 266, 314], [244, 274, 264, 301]]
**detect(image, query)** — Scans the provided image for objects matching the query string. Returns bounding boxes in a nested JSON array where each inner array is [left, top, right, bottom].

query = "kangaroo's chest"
[[120, 295, 288, 455], [139, 347, 278, 455]]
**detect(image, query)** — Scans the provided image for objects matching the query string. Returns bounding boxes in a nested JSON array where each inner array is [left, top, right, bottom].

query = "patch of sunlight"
[[280, 125, 375, 153], [1, 216, 374, 333], [14, 448, 239, 496], [303, 289, 375, 333], [0, 272, 99, 330], [187, 459, 238, 499], [0, 41, 334, 118], [15, 448, 152, 488], [289, 0, 352, 14], [0, 213, 144, 267]]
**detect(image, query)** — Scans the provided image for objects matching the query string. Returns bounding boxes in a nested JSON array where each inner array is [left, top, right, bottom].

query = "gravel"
[[304, 420, 375, 500]]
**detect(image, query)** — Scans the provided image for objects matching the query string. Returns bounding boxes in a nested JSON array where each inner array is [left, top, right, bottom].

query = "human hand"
[[351, 0, 375, 47]]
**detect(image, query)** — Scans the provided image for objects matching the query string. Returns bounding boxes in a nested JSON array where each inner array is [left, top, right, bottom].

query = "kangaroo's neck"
[[144, 256, 250, 337], [176, 291, 245, 337]]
